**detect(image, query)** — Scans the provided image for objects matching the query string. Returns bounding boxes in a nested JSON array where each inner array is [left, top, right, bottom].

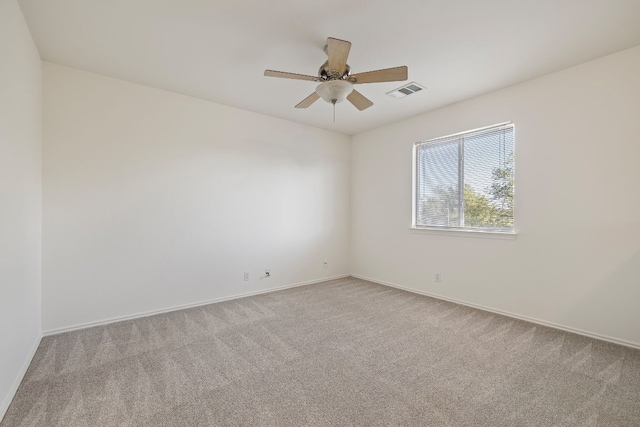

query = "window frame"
[[411, 122, 516, 237]]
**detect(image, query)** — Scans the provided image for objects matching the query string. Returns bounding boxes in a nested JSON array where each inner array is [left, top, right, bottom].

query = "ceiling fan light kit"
[[316, 80, 353, 104], [264, 37, 408, 117]]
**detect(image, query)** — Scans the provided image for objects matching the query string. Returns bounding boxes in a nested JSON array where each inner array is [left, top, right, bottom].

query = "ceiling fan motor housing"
[[319, 61, 351, 80]]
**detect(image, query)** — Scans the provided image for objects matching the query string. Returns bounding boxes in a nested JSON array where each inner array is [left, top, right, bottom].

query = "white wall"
[[351, 46, 640, 347], [43, 63, 350, 332], [0, 0, 42, 419]]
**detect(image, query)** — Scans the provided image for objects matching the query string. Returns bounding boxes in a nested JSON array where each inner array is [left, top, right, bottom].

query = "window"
[[413, 123, 515, 233]]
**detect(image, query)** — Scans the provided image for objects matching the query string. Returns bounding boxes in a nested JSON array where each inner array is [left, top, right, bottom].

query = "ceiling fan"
[[264, 37, 408, 112]]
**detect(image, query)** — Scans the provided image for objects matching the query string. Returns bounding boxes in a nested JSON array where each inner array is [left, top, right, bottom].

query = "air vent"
[[387, 82, 425, 99]]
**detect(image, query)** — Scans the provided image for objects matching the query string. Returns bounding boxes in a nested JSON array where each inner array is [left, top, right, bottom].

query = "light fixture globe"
[[315, 80, 353, 104]]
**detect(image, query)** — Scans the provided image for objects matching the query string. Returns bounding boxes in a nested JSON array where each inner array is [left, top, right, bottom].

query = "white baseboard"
[[351, 274, 640, 351], [0, 334, 42, 423], [43, 274, 350, 336]]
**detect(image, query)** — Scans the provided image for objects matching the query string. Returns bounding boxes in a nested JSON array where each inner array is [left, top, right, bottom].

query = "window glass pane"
[[416, 138, 460, 227], [463, 128, 514, 230]]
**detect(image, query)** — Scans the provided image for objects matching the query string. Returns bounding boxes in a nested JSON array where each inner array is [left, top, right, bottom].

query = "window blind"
[[415, 123, 515, 232]]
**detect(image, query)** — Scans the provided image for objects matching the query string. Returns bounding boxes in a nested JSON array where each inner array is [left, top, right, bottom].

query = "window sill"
[[409, 227, 518, 240]]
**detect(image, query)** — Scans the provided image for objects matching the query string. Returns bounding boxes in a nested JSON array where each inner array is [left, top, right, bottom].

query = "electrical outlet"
[[243, 272, 249, 281], [435, 273, 441, 283], [323, 261, 328, 269], [265, 269, 271, 278]]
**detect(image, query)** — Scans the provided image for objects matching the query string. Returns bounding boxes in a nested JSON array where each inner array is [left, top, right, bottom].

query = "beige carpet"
[[3, 277, 640, 426]]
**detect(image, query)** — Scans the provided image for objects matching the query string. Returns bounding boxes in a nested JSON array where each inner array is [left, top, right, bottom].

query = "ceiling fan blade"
[[264, 70, 318, 82], [349, 66, 408, 84], [326, 37, 351, 75], [347, 90, 373, 111], [295, 92, 320, 108]]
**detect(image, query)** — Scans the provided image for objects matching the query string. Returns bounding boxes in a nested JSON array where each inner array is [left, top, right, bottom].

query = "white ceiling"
[[18, 0, 640, 135]]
